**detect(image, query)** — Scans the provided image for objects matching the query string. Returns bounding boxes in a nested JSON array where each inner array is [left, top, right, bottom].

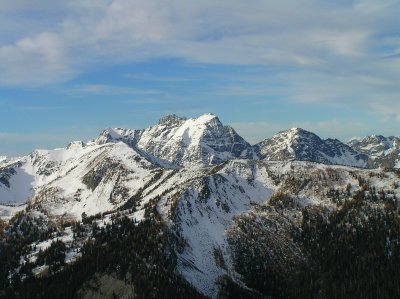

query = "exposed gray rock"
[[254, 128, 368, 167], [94, 113, 253, 167], [348, 135, 400, 168]]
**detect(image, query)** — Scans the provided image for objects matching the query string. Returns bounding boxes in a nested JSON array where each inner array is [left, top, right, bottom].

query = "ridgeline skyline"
[[1, 1, 399, 155]]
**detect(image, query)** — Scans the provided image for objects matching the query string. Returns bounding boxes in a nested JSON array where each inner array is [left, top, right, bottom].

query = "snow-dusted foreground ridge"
[[1, 113, 400, 298]]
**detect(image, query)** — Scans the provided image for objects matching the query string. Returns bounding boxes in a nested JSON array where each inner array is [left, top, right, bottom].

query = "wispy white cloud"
[[369, 100, 400, 121], [354, 0, 399, 13], [69, 84, 161, 95], [0, 132, 66, 143], [124, 98, 165, 105], [0, 32, 76, 85], [230, 121, 284, 144], [1, 0, 398, 85], [0, 126, 101, 155], [124, 73, 198, 82], [1, 0, 399, 125]]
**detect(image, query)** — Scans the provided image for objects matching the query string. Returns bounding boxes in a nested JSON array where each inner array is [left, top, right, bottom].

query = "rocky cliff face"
[[94, 113, 253, 167], [348, 135, 400, 168], [254, 128, 368, 167]]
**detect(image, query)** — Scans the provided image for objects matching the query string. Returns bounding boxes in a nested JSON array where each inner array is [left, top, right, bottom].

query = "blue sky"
[[1, 0, 400, 155]]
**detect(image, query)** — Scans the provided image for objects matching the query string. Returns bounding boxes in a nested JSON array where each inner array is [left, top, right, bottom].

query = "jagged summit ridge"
[[348, 135, 400, 168], [2, 114, 400, 206], [136, 113, 252, 166], [254, 127, 369, 167], [92, 113, 252, 167], [93, 127, 139, 145], [4, 115, 400, 207], [74, 115, 400, 168], [158, 114, 187, 126]]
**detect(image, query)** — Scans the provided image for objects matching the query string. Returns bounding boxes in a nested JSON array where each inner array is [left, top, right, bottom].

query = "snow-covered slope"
[[348, 135, 400, 168], [94, 114, 253, 167], [170, 161, 274, 296], [93, 127, 141, 147], [0, 156, 7, 164], [160, 160, 400, 297], [254, 128, 368, 167], [0, 142, 165, 217]]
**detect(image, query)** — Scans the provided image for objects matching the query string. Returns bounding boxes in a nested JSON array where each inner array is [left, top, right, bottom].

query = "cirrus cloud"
[[0, 0, 398, 84], [1, 0, 400, 123]]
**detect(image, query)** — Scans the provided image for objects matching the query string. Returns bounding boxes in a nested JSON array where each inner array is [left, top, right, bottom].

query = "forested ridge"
[[0, 203, 204, 299], [227, 188, 400, 299]]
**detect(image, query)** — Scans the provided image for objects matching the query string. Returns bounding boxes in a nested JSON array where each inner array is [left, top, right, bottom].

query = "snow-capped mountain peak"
[[89, 113, 252, 167], [93, 127, 138, 145], [288, 127, 305, 134], [348, 134, 400, 168], [2, 114, 399, 208], [254, 127, 368, 167], [67, 141, 86, 150], [136, 113, 251, 166], [158, 114, 187, 126]]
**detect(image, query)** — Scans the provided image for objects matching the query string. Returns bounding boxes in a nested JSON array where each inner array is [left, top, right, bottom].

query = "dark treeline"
[[1, 203, 204, 299], [0, 213, 57, 292], [228, 189, 400, 299]]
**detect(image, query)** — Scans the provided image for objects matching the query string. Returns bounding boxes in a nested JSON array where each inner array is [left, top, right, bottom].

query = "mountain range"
[[1, 114, 399, 205], [1, 113, 399, 299]]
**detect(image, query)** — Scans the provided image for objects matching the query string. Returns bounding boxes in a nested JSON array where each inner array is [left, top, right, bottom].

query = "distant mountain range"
[[93, 113, 400, 169], [1, 113, 399, 206], [2, 113, 398, 173], [1, 113, 399, 298]]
